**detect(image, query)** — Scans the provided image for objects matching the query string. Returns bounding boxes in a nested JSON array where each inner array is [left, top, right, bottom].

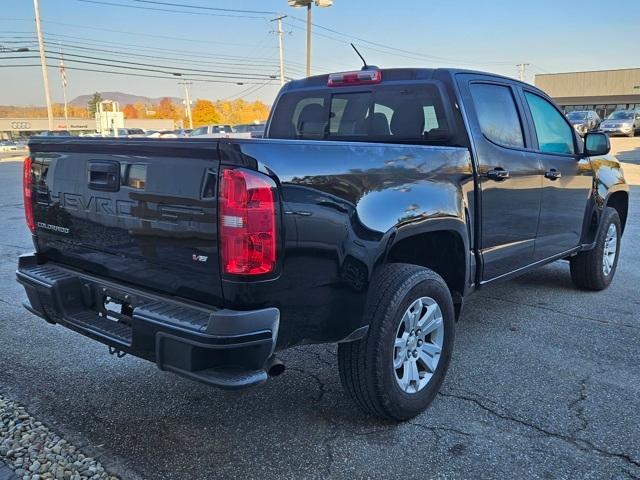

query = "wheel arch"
[[605, 190, 628, 234], [384, 222, 470, 319]]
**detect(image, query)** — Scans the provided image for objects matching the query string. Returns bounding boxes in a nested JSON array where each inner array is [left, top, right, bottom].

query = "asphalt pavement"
[[0, 148, 639, 479]]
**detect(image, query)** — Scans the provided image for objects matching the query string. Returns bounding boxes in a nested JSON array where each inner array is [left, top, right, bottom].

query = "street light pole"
[[288, 0, 333, 77], [33, 0, 53, 130]]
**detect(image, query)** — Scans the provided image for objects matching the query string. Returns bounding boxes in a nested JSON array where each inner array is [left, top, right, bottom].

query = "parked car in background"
[[566, 110, 601, 137], [190, 124, 233, 138], [145, 130, 185, 139], [231, 123, 266, 139], [0, 141, 19, 152], [599, 110, 640, 137], [34, 130, 72, 137], [113, 128, 146, 138]]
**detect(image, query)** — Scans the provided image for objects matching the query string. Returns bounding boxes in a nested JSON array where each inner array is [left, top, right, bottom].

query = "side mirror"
[[584, 132, 610, 157]]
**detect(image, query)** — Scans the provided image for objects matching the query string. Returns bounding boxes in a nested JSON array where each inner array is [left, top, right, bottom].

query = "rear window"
[[268, 84, 451, 144]]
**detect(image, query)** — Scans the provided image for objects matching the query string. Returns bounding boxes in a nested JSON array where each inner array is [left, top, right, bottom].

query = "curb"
[[0, 459, 17, 480]]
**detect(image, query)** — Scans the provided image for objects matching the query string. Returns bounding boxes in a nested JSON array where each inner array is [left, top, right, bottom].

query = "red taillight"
[[219, 168, 277, 275], [328, 69, 381, 87], [23, 157, 35, 233]]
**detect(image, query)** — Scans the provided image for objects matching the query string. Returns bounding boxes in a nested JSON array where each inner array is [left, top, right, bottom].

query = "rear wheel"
[[337, 264, 455, 421], [570, 207, 621, 290]]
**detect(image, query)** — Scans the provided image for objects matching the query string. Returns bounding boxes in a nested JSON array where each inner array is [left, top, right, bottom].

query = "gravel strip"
[[0, 395, 118, 480]]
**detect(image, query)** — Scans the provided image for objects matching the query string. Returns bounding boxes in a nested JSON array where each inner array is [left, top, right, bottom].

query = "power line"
[[40, 50, 278, 78], [108, 0, 520, 67], [1, 53, 277, 81], [225, 78, 277, 101], [77, 0, 269, 20], [131, 0, 278, 15], [1, 18, 266, 48], [0, 30, 309, 71], [0, 63, 270, 84]]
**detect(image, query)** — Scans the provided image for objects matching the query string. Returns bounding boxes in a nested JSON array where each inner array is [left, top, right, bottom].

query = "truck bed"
[[27, 136, 473, 346]]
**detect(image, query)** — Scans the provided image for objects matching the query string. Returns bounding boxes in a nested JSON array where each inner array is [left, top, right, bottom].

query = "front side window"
[[470, 83, 524, 148], [524, 92, 575, 155]]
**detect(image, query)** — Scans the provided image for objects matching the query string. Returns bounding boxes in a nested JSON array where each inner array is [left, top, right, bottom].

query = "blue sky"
[[1, 0, 638, 106]]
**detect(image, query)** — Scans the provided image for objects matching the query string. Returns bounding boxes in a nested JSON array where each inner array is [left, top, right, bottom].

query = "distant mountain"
[[70, 92, 182, 107]]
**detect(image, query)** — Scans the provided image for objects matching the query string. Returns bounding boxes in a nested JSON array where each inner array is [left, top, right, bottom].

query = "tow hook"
[[108, 346, 126, 358]]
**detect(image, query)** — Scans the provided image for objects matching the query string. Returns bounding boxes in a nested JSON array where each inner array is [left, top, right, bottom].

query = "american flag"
[[59, 53, 67, 88]]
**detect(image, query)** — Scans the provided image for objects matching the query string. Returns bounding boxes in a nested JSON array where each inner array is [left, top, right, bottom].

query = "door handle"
[[88, 160, 120, 192], [486, 167, 510, 181], [544, 168, 562, 180]]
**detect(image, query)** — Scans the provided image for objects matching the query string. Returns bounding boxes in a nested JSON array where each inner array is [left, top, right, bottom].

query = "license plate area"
[[100, 294, 133, 325]]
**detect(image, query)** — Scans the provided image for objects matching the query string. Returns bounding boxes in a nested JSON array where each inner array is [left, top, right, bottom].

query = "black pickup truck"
[[18, 67, 629, 420]]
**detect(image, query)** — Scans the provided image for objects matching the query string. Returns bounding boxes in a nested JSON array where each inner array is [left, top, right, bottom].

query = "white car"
[[189, 125, 234, 138], [0, 141, 19, 152]]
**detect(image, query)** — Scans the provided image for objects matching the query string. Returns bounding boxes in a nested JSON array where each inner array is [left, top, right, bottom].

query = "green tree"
[[87, 92, 103, 115]]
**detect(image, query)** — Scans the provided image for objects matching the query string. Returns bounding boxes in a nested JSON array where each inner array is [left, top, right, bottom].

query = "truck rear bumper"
[[16, 254, 279, 390]]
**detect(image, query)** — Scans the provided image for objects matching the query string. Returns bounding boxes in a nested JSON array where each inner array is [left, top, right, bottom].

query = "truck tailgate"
[[27, 138, 222, 305]]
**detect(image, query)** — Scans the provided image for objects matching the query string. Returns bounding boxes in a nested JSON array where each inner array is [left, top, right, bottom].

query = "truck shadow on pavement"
[[8, 258, 637, 479]]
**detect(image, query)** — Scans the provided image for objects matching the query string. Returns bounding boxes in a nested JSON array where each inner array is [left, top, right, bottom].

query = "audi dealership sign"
[[0, 118, 94, 132], [10, 121, 32, 130]]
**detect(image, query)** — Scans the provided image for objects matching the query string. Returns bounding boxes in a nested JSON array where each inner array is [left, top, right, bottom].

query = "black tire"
[[570, 207, 621, 290], [337, 264, 455, 421]]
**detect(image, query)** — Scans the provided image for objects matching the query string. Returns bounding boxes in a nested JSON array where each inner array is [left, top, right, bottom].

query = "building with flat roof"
[[0, 117, 175, 140], [535, 68, 640, 119]]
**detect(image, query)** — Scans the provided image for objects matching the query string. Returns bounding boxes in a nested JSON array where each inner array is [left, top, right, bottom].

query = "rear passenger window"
[[524, 92, 575, 155], [470, 83, 524, 148], [268, 84, 450, 144], [293, 97, 326, 138]]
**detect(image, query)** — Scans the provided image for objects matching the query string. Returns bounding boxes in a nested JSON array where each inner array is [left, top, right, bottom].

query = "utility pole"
[[306, 3, 312, 77], [179, 81, 193, 129], [516, 63, 530, 83], [33, 0, 53, 130], [271, 15, 286, 85], [59, 43, 69, 128]]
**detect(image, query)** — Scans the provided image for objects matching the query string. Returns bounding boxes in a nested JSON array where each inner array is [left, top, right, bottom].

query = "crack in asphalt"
[[478, 294, 640, 331], [568, 377, 589, 435], [287, 367, 331, 402], [438, 390, 640, 470]]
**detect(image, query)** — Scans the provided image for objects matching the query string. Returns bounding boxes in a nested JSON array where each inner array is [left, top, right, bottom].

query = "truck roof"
[[281, 67, 544, 95]]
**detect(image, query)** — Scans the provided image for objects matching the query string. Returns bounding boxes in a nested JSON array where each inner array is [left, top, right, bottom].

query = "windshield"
[[607, 111, 633, 120], [567, 111, 587, 120], [268, 83, 451, 144]]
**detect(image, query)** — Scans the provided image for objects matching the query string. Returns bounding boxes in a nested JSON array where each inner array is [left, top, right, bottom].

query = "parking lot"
[[1, 138, 639, 479]]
